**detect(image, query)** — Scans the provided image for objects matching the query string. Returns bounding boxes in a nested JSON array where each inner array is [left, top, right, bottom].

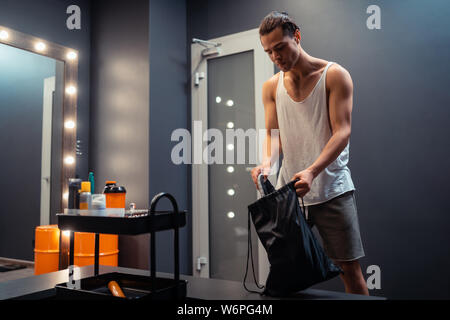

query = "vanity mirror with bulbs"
[[0, 25, 78, 262]]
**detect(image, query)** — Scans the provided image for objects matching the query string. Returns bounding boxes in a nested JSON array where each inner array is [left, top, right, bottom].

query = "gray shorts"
[[305, 191, 365, 262]]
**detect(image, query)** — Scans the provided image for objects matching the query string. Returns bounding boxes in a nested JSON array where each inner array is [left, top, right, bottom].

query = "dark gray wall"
[[0, 45, 56, 260], [0, 0, 90, 259], [149, 0, 191, 275], [89, 0, 191, 275], [187, 0, 450, 299], [89, 0, 150, 269]]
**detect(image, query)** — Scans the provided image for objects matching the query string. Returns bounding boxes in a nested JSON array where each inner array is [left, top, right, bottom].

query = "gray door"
[[207, 51, 259, 282]]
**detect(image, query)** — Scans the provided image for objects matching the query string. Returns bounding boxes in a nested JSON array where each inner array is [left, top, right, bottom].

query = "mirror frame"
[[0, 25, 78, 213]]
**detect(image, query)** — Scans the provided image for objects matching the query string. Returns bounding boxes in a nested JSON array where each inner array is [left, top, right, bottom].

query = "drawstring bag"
[[244, 175, 343, 297]]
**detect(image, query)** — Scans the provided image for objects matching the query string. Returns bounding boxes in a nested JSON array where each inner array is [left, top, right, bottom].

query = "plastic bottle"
[[88, 172, 95, 193], [68, 178, 82, 209], [79, 181, 92, 210], [103, 181, 126, 208]]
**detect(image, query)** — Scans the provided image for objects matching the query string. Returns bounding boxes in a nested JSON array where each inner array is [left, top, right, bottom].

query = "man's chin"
[[278, 63, 290, 72]]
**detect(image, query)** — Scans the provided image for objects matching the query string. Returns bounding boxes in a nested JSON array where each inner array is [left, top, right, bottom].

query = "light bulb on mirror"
[[62, 230, 71, 238], [35, 42, 46, 52], [64, 120, 75, 129], [66, 86, 77, 95], [0, 30, 9, 40], [66, 51, 77, 60], [64, 156, 75, 165]]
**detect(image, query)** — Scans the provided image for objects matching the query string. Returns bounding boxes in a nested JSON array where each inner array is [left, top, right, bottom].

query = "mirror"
[[0, 26, 78, 262]]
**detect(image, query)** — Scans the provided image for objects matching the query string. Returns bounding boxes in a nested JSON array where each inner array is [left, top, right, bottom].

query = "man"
[[251, 11, 368, 295]]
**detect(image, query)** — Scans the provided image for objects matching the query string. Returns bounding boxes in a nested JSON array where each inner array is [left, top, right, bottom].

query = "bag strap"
[[243, 208, 265, 294], [291, 178, 307, 220], [299, 196, 306, 220]]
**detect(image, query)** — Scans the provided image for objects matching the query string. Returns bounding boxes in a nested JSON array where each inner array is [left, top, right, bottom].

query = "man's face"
[[260, 26, 300, 72]]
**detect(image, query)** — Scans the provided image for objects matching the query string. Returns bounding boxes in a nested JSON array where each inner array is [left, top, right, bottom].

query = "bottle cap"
[[80, 181, 91, 193], [103, 182, 126, 194], [105, 181, 117, 185]]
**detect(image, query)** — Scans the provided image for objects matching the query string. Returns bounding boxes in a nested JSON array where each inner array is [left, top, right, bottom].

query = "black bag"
[[244, 176, 343, 297]]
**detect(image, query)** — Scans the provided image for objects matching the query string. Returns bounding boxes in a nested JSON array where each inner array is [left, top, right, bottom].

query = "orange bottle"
[[108, 281, 126, 298], [103, 181, 126, 208]]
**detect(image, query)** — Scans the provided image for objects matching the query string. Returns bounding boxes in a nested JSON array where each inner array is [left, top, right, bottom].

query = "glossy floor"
[[0, 258, 35, 283]]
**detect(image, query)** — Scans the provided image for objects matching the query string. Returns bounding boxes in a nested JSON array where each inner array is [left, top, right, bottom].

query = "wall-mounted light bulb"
[[66, 86, 77, 95], [216, 96, 222, 103], [35, 42, 46, 52], [227, 166, 234, 173], [227, 211, 235, 219], [64, 120, 75, 129], [64, 156, 75, 165], [227, 144, 234, 151], [227, 189, 235, 196], [66, 51, 77, 60], [0, 30, 9, 40], [226, 100, 234, 107], [227, 122, 234, 129], [63, 192, 69, 200]]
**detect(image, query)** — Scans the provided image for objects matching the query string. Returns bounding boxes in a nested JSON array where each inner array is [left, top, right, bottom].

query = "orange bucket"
[[35, 225, 119, 274], [73, 232, 119, 267], [34, 225, 60, 275]]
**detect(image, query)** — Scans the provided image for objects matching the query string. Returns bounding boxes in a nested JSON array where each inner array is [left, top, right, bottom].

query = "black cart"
[[55, 192, 187, 300]]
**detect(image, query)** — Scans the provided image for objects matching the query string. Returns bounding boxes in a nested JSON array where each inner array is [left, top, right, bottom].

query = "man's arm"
[[293, 64, 353, 197], [251, 76, 282, 187]]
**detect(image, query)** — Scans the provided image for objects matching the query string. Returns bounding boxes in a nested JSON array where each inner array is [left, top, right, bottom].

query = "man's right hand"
[[251, 165, 269, 190]]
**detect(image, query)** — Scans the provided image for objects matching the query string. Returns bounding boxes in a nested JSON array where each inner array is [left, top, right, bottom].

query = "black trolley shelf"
[[55, 192, 188, 300]]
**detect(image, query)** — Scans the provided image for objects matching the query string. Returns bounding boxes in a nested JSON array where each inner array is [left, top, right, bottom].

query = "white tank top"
[[275, 61, 355, 206]]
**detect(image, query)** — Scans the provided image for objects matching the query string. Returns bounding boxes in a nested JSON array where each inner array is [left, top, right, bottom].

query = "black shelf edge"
[[56, 210, 187, 235]]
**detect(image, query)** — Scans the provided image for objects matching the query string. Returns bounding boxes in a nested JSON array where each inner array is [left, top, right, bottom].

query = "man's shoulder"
[[326, 63, 353, 92], [263, 73, 280, 98], [264, 72, 280, 88]]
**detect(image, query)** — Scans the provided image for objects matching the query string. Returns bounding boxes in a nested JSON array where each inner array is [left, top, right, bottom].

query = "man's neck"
[[288, 48, 323, 79]]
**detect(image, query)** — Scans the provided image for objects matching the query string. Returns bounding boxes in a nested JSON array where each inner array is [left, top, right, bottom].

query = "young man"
[[251, 11, 369, 295]]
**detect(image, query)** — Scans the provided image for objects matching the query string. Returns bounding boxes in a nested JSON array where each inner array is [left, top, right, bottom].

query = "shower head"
[[192, 38, 222, 48]]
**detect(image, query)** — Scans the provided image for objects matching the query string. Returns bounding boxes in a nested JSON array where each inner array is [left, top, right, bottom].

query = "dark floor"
[[0, 257, 35, 283]]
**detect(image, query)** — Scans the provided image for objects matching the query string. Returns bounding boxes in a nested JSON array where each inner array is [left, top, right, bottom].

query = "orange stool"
[[34, 225, 60, 275]]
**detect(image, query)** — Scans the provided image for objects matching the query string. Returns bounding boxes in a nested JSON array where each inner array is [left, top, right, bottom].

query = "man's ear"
[[295, 29, 301, 44]]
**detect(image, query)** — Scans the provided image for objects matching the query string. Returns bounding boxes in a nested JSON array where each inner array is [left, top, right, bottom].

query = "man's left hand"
[[292, 169, 314, 198]]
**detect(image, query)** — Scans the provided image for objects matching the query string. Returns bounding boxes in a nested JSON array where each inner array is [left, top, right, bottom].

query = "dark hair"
[[259, 11, 299, 38]]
